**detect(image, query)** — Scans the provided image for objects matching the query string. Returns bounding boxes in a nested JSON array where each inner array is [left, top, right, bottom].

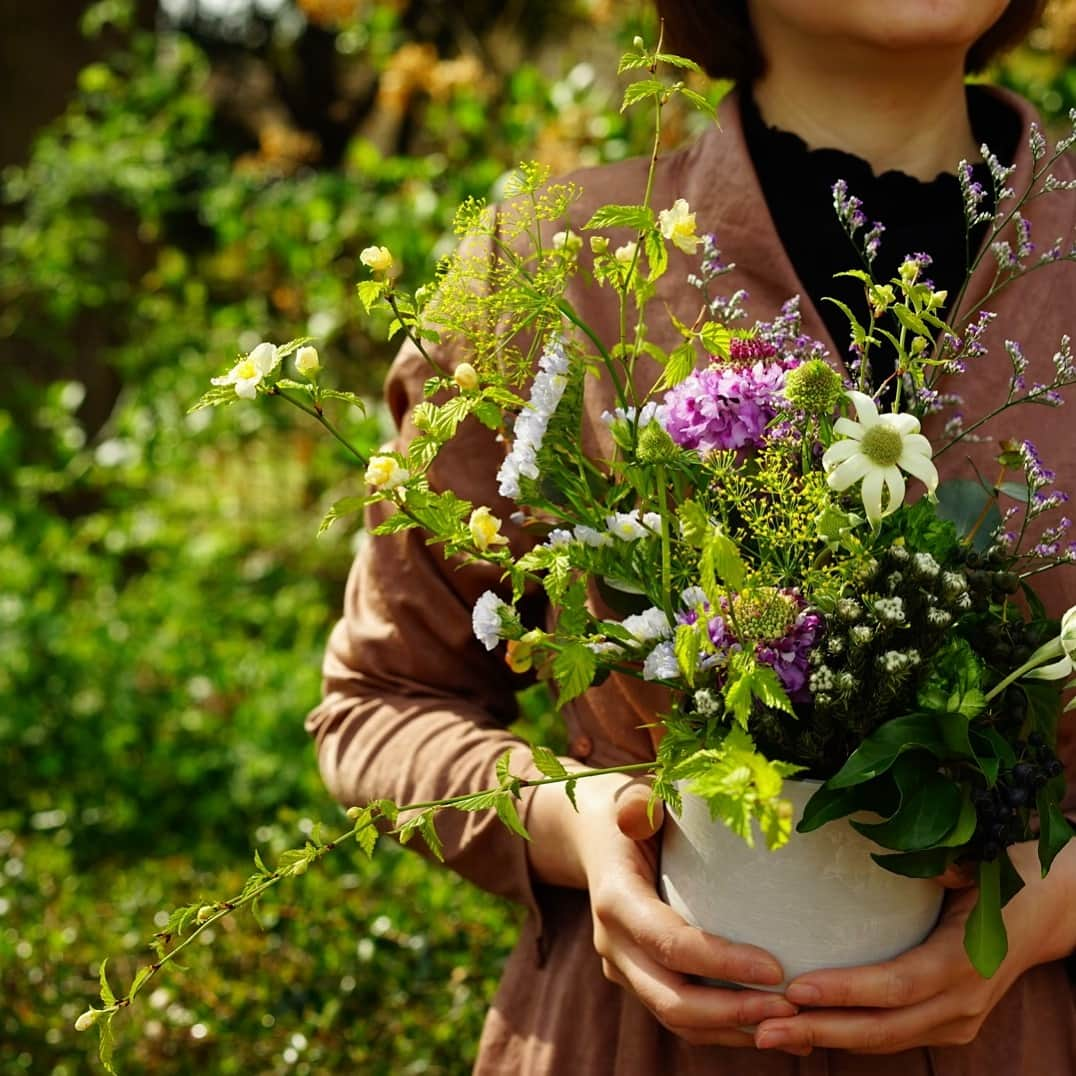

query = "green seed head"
[[860, 422, 904, 467], [731, 587, 796, 642], [784, 359, 844, 416]]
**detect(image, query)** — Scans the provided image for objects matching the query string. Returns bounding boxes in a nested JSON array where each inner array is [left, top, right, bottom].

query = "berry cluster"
[[967, 734, 1065, 862], [954, 544, 1021, 612]]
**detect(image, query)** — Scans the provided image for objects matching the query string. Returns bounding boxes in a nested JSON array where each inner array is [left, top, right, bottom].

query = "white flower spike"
[[822, 391, 938, 525], [211, 342, 281, 400]]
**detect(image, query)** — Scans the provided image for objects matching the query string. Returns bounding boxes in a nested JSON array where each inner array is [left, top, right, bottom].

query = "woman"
[[307, 1, 1076, 1071]]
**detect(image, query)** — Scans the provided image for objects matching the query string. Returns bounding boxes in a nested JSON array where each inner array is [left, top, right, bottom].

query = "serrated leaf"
[[319, 494, 370, 535], [187, 385, 240, 413], [128, 965, 154, 1001], [622, 78, 664, 112], [496, 748, 514, 788], [494, 793, 532, 839], [276, 336, 315, 359], [371, 511, 420, 536], [964, 858, 1007, 977], [751, 663, 794, 716], [702, 528, 746, 591], [677, 500, 709, 547], [552, 643, 598, 706], [644, 229, 667, 281], [98, 959, 116, 1007], [699, 322, 731, 358], [472, 400, 501, 430], [357, 279, 387, 313], [655, 52, 702, 72], [583, 204, 654, 232], [98, 1011, 118, 1075], [657, 342, 697, 390], [677, 86, 715, 117], [253, 848, 271, 876], [419, 814, 443, 861], [320, 388, 367, 412], [531, 745, 568, 780], [674, 623, 699, 686], [617, 53, 650, 74], [892, 305, 930, 338]]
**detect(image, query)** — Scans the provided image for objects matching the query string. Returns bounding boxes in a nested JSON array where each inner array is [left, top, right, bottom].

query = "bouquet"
[[81, 39, 1076, 1069]]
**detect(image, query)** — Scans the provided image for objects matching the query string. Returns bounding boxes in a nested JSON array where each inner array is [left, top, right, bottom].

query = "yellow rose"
[[658, 198, 700, 255], [469, 506, 509, 552], [365, 455, 410, 490], [360, 245, 394, 273]]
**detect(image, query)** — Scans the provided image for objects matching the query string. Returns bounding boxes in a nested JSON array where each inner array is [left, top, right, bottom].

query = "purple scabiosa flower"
[[658, 357, 790, 453]]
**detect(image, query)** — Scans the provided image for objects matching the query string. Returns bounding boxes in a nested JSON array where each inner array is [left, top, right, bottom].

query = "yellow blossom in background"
[[295, 346, 321, 378], [365, 455, 410, 490], [453, 362, 479, 391], [658, 198, 701, 254], [505, 638, 534, 673], [360, 245, 394, 273], [468, 506, 509, 552]]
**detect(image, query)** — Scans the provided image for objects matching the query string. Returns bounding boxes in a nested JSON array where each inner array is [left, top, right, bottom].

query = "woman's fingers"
[[614, 777, 664, 840], [606, 936, 797, 1045]]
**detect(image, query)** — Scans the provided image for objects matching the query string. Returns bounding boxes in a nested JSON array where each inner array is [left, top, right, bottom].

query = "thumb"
[[615, 778, 665, 841]]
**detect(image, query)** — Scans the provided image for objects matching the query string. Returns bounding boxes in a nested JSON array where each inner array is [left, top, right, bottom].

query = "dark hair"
[[655, 0, 1048, 83]]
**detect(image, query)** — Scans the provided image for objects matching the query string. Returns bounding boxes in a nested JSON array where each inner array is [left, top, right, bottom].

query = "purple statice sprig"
[[832, 179, 886, 267]]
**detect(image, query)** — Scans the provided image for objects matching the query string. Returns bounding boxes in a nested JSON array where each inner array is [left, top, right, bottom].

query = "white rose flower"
[[643, 640, 681, 681], [472, 590, 511, 651], [211, 342, 281, 400], [365, 455, 410, 491], [822, 390, 938, 525], [295, 345, 321, 378], [622, 606, 673, 644], [360, 245, 394, 273]]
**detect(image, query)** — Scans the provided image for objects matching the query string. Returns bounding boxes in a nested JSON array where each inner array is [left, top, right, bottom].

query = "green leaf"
[[357, 278, 387, 312], [617, 53, 650, 74], [496, 748, 514, 788], [656, 342, 697, 389], [472, 400, 501, 430], [1035, 788, 1073, 875], [699, 322, 731, 358], [871, 847, 952, 878], [98, 1011, 118, 1075], [964, 858, 1008, 978], [128, 965, 154, 1001], [371, 511, 420, 536], [828, 714, 947, 788], [751, 663, 794, 716], [998, 847, 1026, 904], [187, 384, 240, 413], [851, 770, 963, 851], [936, 479, 1000, 553], [318, 495, 370, 535], [674, 623, 699, 686], [253, 848, 271, 876], [655, 52, 703, 72], [723, 655, 755, 729], [583, 204, 654, 232], [552, 644, 598, 706], [531, 745, 568, 780], [320, 388, 367, 412], [701, 528, 746, 592], [98, 959, 116, 1007], [419, 814, 443, 861], [644, 229, 668, 281], [891, 305, 931, 338], [677, 87, 716, 118], [494, 793, 532, 840], [677, 500, 709, 547], [622, 78, 665, 112]]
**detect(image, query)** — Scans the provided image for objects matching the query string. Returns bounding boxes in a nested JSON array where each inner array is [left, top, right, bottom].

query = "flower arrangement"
[[82, 38, 1076, 1069]]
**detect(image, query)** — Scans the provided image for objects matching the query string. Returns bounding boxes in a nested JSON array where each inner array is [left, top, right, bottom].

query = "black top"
[[739, 87, 1022, 385]]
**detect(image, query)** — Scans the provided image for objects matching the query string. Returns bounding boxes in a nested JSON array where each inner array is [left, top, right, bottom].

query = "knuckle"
[[650, 930, 681, 969], [883, 970, 914, 1008]]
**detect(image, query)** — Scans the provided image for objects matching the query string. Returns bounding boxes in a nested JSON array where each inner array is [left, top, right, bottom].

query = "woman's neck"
[[752, 52, 980, 181]]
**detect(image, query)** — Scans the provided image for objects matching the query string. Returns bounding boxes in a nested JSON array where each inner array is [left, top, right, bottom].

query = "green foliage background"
[[1, 1, 1073, 1072]]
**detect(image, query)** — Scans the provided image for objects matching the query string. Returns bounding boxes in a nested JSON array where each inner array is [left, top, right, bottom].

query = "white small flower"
[[642, 512, 662, 534], [472, 591, 511, 651], [681, 585, 708, 610], [658, 198, 701, 255], [643, 641, 680, 681], [365, 455, 410, 490], [613, 241, 638, 266], [360, 245, 394, 273], [295, 345, 321, 378], [574, 524, 612, 548], [622, 606, 673, 644], [1027, 605, 1076, 681], [606, 510, 650, 542], [822, 391, 938, 525], [552, 229, 583, 254], [211, 342, 280, 400], [545, 528, 573, 548], [75, 1010, 99, 1032]]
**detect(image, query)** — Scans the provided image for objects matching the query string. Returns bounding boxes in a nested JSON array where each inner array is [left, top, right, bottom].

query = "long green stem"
[[272, 388, 369, 467]]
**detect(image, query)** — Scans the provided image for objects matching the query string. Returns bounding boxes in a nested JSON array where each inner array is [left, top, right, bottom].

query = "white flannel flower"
[[658, 198, 701, 255], [606, 509, 651, 542], [822, 391, 938, 525], [472, 591, 511, 651], [365, 454, 410, 491], [1027, 605, 1076, 681], [643, 641, 680, 682], [622, 606, 673, 644], [211, 342, 281, 400]]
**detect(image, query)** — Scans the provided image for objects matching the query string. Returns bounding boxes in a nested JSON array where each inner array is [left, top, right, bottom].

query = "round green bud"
[[637, 420, 679, 463], [783, 359, 844, 416]]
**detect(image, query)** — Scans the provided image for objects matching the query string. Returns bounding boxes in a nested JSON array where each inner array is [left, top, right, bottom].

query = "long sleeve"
[[305, 337, 549, 912]]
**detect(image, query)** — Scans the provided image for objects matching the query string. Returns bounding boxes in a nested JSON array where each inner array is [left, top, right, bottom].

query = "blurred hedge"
[[1, 1, 1074, 1072]]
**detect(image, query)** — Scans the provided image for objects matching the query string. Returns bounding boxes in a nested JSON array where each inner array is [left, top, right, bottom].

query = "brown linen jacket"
[[307, 87, 1076, 1074]]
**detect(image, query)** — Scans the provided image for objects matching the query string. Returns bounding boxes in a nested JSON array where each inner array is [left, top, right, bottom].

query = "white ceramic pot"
[[659, 779, 945, 987]]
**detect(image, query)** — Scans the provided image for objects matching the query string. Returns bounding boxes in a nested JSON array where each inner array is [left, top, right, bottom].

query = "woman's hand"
[[527, 772, 802, 1048], [752, 840, 1076, 1056]]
